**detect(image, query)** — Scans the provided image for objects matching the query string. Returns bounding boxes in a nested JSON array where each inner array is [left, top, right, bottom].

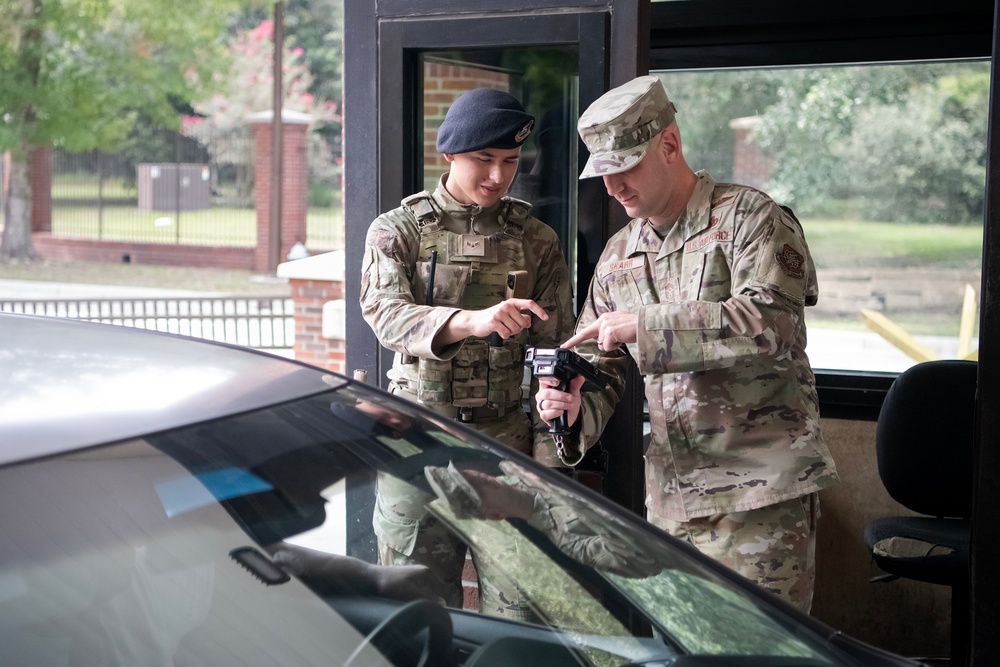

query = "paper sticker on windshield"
[[156, 469, 272, 517]]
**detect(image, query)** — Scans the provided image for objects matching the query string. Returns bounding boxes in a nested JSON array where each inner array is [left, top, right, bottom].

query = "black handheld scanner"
[[524, 347, 607, 435]]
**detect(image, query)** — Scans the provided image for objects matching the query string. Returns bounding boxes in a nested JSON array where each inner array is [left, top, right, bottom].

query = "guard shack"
[[342, 2, 1000, 663]]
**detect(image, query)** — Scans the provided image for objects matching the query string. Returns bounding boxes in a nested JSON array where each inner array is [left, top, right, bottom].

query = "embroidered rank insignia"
[[663, 277, 681, 303], [775, 243, 805, 279], [461, 235, 486, 257]]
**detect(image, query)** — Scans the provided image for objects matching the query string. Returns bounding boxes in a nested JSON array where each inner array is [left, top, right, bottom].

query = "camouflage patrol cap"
[[577, 76, 677, 179], [436, 88, 535, 154]]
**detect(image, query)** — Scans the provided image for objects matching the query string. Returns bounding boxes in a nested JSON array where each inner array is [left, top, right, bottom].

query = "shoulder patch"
[[775, 243, 805, 279]]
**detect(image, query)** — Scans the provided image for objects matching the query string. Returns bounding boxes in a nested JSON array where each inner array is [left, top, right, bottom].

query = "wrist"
[[435, 309, 472, 348]]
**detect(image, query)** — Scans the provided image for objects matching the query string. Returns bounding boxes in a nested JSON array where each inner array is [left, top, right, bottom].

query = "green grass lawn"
[[802, 218, 983, 269], [48, 204, 343, 249]]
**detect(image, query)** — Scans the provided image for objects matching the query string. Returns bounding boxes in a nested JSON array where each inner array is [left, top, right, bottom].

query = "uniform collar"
[[625, 171, 716, 258], [432, 174, 504, 230]]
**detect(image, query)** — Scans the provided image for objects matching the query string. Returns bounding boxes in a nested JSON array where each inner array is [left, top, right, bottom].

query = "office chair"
[[864, 359, 977, 665]]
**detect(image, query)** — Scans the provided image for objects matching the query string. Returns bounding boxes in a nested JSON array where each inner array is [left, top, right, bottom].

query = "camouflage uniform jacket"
[[573, 171, 839, 521], [361, 175, 575, 461]]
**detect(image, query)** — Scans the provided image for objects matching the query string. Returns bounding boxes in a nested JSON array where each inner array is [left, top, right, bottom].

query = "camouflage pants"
[[373, 409, 537, 620], [649, 493, 819, 613]]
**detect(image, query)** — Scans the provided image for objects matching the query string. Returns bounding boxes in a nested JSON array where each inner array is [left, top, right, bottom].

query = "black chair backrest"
[[875, 359, 978, 518]]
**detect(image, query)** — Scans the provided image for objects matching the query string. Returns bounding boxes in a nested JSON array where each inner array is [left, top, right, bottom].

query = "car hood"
[[0, 314, 340, 465]]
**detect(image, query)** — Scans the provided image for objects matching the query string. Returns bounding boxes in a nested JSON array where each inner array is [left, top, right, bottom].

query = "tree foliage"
[[661, 62, 990, 225], [0, 0, 247, 261], [229, 0, 344, 138], [182, 17, 341, 208]]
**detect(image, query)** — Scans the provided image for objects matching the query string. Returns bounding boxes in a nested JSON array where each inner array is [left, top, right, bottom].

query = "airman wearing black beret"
[[436, 88, 535, 154]]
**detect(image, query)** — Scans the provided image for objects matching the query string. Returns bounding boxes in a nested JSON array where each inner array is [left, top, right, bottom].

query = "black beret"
[[436, 88, 535, 154]]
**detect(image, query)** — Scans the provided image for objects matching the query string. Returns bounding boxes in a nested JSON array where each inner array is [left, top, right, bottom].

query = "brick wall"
[[32, 234, 256, 269], [729, 116, 773, 190], [422, 63, 512, 191], [277, 251, 346, 375], [287, 276, 345, 374]]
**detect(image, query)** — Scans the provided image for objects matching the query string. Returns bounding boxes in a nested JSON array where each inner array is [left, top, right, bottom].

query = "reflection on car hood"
[[0, 314, 340, 465]]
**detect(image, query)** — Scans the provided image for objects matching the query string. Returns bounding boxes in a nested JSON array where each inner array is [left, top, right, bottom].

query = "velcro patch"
[[461, 235, 486, 257], [775, 243, 805, 278]]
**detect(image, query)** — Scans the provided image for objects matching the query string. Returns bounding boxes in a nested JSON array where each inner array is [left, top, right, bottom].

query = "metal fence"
[[1, 296, 295, 350], [46, 125, 344, 251], [52, 127, 259, 247]]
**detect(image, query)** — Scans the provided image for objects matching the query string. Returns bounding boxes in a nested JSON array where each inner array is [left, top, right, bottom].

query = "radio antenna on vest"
[[426, 250, 438, 306]]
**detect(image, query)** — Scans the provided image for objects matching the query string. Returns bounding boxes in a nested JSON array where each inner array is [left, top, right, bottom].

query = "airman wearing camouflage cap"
[[577, 75, 677, 178], [361, 87, 574, 618], [534, 75, 839, 614]]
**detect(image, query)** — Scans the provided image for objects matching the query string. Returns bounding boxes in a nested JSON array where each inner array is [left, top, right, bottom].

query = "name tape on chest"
[[603, 257, 645, 274]]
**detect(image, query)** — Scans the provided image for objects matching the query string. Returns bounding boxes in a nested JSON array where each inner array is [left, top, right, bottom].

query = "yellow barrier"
[[860, 283, 979, 363]]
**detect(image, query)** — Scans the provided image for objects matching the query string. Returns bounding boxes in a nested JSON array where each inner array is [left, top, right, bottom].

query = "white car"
[[0, 313, 921, 666]]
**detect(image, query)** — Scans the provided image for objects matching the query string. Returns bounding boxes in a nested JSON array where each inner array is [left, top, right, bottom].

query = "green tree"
[[658, 69, 784, 181], [0, 0, 245, 262], [842, 70, 989, 224], [750, 62, 988, 221], [284, 0, 343, 139]]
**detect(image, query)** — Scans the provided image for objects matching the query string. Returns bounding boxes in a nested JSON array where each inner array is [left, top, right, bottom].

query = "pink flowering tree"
[[183, 20, 341, 204]]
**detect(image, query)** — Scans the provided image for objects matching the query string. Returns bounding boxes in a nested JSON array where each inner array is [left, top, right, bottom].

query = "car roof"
[[0, 313, 341, 466]]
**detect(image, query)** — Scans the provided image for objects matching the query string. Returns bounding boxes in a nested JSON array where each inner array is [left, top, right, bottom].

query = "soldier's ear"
[[443, 153, 456, 163], [659, 127, 681, 164]]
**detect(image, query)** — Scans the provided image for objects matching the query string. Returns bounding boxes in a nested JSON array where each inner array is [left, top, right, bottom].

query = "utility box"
[[137, 163, 212, 211]]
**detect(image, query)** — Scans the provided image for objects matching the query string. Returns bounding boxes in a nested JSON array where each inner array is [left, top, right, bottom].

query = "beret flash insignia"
[[515, 120, 534, 143]]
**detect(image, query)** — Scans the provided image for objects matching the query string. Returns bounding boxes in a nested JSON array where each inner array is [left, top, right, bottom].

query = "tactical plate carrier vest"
[[393, 191, 534, 418]]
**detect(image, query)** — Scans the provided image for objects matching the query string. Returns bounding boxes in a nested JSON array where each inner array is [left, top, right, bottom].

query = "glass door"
[[344, 1, 649, 517]]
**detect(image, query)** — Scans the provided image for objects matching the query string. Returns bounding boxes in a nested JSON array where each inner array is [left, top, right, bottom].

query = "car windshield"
[[0, 381, 854, 666]]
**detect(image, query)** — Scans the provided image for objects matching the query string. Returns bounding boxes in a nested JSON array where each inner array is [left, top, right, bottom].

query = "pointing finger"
[[562, 321, 600, 349]]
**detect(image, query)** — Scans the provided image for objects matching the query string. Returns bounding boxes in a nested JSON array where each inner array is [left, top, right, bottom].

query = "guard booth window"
[[655, 61, 988, 373]]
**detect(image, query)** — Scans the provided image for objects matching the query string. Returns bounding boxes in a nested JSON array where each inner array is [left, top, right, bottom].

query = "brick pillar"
[[276, 250, 346, 374], [29, 148, 52, 232], [248, 109, 314, 272], [729, 116, 773, 190]]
